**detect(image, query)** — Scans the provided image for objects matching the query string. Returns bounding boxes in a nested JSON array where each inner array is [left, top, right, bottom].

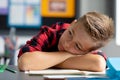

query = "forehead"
[[70, 23, 97, 51]]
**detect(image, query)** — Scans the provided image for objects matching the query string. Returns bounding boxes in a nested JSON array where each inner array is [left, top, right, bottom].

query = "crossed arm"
[[18, 51, 106, 72]]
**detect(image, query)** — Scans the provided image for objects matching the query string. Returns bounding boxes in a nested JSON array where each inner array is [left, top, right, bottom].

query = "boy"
[[18, 12, 114, 71]]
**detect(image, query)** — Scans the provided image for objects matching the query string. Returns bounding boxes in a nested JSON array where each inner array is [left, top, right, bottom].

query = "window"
[[8, 0, 41, 28], [116, 0, 120, 46]]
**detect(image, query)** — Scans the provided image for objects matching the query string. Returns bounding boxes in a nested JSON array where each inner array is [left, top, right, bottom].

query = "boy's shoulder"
[[51, 22, 70, 30], [40, 22, 70, 32]]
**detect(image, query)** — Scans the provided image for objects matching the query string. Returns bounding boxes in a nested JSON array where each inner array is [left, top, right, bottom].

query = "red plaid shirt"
[[18, 22, 107, 60]]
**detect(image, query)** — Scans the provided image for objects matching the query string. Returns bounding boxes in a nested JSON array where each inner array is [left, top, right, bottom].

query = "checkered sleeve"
[[18, 25, 56, 58]]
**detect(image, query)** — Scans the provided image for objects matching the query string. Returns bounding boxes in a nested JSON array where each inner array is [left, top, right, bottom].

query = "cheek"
[[67, 49, 82, 55], [68, 49, 77, 54], [66, 46, 86, 55], [58, 35, 65, 50], [60, 33, 67, 42]]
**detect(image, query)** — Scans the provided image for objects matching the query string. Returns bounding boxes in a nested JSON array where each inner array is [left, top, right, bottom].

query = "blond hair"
[[77, 12, 114, 50]]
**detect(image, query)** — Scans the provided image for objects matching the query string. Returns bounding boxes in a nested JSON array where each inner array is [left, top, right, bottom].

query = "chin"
[[58, 47, 63, 51]]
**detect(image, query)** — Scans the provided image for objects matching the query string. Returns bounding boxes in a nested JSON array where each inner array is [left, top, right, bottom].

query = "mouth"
[[60, 45, 64, 51], [59, 43, 65, 51]]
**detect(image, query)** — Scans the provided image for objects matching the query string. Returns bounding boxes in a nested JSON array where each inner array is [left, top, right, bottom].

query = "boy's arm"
[[18, 51, 74, 71], [55, 53, 106, 72]]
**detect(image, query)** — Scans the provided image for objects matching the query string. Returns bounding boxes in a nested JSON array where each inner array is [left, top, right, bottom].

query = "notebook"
[[25, 69, 106, 76]]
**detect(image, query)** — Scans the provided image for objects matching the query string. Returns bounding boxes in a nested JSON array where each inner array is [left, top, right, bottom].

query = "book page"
[[25, 69, 106, 75]]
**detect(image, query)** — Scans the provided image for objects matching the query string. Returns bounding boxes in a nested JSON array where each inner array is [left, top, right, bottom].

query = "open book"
[[25, 69, 106, 76]]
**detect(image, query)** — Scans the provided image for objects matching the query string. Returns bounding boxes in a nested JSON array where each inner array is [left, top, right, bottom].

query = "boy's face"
[[58, 21, 97, 55]]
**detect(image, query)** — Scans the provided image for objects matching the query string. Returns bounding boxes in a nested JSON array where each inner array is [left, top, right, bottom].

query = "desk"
[[0, 65, 44, 80], [0, 65, 111, 80]]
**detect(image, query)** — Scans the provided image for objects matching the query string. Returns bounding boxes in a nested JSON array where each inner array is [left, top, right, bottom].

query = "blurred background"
[[0, 0, 119, 65]]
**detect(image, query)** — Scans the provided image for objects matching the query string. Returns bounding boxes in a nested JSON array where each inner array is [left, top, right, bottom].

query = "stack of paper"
[[25, 69, 105, 75]]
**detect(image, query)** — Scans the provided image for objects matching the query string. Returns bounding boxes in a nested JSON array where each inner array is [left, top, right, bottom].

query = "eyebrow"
[[70, 28, 74, 36]]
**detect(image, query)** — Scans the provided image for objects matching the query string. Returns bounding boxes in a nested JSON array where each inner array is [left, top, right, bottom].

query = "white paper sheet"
[[25, 69, 106, 75]]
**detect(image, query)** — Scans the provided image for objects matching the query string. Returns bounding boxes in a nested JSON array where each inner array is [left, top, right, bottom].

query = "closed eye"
[[68, 30, 73, 39], [75, 43, 86, 52], [75, 43, 81, 50], [68, 30, 72, 36]]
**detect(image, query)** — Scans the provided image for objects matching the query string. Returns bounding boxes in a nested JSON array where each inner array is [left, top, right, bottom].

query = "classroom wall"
[[80, 0, 107, 16]]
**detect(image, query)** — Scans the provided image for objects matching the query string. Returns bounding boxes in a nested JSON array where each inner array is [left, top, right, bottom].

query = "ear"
[[70, 19, 77, 26]]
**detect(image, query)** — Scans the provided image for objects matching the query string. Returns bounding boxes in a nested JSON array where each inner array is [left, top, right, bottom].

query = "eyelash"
[[75, 43, 80, 50], [69, 30, 72, 36], [68, 30, 73, 38]]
